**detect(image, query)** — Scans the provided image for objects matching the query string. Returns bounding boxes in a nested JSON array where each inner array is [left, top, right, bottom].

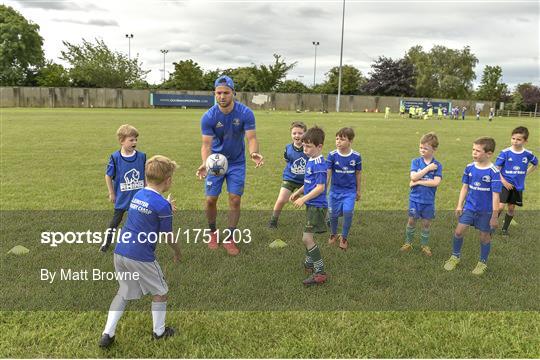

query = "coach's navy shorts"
[[459, 209, 493, 233], [408, 200, 435, 219], [205, 161, 245, 197]]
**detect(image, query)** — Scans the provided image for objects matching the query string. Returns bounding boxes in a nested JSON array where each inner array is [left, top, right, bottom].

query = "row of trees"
[[1, 5, 539, 110]]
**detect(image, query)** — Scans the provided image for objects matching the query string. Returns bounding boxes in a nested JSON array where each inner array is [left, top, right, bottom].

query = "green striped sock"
[[304, 249, 313, 269], [405, 225, 416, 244], [308, 245, 324, 274], [420, 229, 430, 246]]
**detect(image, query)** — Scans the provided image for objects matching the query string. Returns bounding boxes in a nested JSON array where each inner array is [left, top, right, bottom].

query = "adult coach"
[[196, 75, 264, 256]]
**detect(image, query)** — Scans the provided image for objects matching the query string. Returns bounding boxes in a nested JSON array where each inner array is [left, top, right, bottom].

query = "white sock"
[[152, 301, 167, 336], [103, 295, 127, 337]]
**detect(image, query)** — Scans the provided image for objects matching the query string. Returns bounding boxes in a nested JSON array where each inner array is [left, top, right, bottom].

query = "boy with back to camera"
[[289, 126, 329, 286], [326, 127, 362, 251], [495, 126, 538, 236], [99, 155, 180, 348], [400, 132, 442, 257], [444, 137, 501, 275], [268, 121, 309, 230], [101, 124, 146, 252]]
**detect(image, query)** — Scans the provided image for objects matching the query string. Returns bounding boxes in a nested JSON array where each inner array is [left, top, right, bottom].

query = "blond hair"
[[420, 132, 439, 149], [117, 124, 139, 142], [145, 155, 178, 184]]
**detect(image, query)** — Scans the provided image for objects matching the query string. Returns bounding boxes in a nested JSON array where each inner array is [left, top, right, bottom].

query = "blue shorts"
[[459, 209, 493, 233], [408, 200, 435, 219], [205, 161, 245, 197], [329, 192, 356, 217]]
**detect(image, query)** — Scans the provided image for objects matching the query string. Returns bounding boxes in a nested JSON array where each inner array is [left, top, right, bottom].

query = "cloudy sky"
[[6, 0, 539, 88]]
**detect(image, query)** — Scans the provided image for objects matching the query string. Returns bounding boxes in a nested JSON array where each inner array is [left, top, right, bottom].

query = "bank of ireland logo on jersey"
[[120, 169, 144, 192], [291, 157, 306, 175], [513, 165, 521, 171]]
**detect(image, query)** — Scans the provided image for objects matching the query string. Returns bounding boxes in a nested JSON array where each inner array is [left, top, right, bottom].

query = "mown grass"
[[1, 108, 539, 357]]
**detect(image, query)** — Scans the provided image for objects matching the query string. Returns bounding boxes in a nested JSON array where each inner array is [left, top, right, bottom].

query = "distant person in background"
[[462, 106, 467, 120], [385, 106, 390, 119], [442, 106, 448, 119], [489, 108, 494, 122], [409, 105, 415, 119], [400, 103, 405, 118], [437, 106, 443, 120], [476, 109, 481, 120]]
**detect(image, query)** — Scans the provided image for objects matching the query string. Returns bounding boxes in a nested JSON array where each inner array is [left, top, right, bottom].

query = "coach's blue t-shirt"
[[327, 149, 362, 194], [106, 150, 146, 210], [409, 157, 443, 205], [201, 102, 256, 165], [462, 163, 502, 212], [495, 147, 538, 191], [283, 143, 308, 183], [304, 155, 328, 208], [114, 188, 173, 262]]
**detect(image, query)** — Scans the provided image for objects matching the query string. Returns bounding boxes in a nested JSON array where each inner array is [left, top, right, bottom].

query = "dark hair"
[[336, 127, 355, 141], [474, 136, 496, 153], [290, 121, 307, 132], [302, 126, 325, 146], [512, 126, 529, 140]]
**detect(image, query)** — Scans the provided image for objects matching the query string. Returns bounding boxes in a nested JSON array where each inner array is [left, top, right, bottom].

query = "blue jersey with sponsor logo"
[[462, 163, 502, 212], [201, 102, 256, 165], [106, 150, 146, 210], [283, 143, 308, 183], [114, 188, 173, 262], [495, 147, 538, 191], [327, 149, 362, 194], [304, 155, 328, 208], [409, 157, 443, 205]]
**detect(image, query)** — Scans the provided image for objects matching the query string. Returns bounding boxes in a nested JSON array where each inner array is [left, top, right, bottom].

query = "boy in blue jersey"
[[196, 75, 264, 256], [400, 132, 442, 256], [289, 126, 328, 286], [99, 155, 180, 348], [326, 127, 362, 251], [268, 121, 308, 229], [444, 137, 502, 275], [101, 124, 146, 252], [495, 127, 538, 235]]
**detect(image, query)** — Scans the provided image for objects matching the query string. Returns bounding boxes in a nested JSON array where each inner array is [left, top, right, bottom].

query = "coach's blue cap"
[[214, 75, 235, 90]]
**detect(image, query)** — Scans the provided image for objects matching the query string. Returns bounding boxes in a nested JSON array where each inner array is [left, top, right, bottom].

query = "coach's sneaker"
[[338, 235, 348, 251], [400, 243, 413, 253], [153, 326, 175, 340], [223, 241, 240, 256], [421, 245, 433, 257], [328, 234, 338, 245], [98, 333, 115, 348], [208, 231, 219, 250], [303, 273, 327, 286], [472, 261, 488, 276], [444, 255, 460, 271]]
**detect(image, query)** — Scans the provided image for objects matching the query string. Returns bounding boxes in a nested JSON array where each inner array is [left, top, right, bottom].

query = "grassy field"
[[1, 108, 539, 357]]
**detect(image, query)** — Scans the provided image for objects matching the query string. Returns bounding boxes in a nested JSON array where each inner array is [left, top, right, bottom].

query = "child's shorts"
[[500, 187, 523, 206], [458, 210, 493, 233], [304, 206, 328, 234], [113, 254, 168, 300], [329, 192, 356, 217], [281, 180, 303, 193], [408, 200, 435, 219]]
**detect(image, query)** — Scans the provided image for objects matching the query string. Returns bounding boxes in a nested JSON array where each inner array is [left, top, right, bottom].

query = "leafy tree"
[[222, 66, 259, 92], [201, 69, 220, 90], [510, 91, 524, 111], [318, 65, 365, 95], [35, 61, 70, 87], [405, 45, 478, 98], [275, 79, 309, 93], [251, 54, 297, 91], [60, 38, 149, 88], [514, 83, 540, 111], [0, 5, 44, 85], [475, 65, 508, 102], [362, 56, 415, 96], [165, 59, 204, 90]]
